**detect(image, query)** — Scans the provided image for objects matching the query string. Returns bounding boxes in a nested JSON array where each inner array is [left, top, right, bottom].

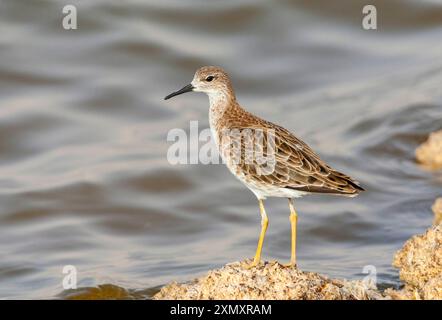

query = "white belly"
[[220, 146, 307, 200]]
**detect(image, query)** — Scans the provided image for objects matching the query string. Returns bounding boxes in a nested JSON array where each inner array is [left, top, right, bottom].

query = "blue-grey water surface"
[[0, 0, 441, 299]]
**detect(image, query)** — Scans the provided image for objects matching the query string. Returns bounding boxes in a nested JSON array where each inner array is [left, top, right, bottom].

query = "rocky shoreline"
[[153, 197, 442, 300], [386, 221, 442, 299], [154, 131, 442, 300]]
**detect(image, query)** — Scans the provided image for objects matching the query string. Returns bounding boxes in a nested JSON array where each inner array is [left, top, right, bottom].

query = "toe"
[[282, 262, 297, 268], [243, 259, 260, 269]]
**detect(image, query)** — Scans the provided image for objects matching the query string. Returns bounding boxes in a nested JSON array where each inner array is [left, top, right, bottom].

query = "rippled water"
[[0, 0, 441, 299]]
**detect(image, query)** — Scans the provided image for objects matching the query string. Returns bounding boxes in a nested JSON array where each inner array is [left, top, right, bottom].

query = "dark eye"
[[205, 76, 214, 82]]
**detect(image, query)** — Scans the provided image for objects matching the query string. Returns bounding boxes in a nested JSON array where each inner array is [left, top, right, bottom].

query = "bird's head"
[[164, 66, 235, 103]]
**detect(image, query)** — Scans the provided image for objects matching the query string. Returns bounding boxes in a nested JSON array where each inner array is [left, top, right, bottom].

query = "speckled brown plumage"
[[165, 66, 364, 267], [216, 101, 364, 197]]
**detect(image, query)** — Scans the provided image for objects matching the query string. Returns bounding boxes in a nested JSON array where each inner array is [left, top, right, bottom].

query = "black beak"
[[164, 84, 194, 100]]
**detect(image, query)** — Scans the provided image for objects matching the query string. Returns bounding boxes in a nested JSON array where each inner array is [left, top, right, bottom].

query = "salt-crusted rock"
[[153, 260, 384, 300], [422, 275, 442, 300], [154, 199, 442, 300], [393, 225, 442, 288], [416, 130, 442, 169], [386, 225, 442, 300]]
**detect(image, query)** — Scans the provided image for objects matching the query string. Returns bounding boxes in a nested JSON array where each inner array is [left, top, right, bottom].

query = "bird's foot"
[[282, 261, 297, 268], [243, 259, 260, 269]]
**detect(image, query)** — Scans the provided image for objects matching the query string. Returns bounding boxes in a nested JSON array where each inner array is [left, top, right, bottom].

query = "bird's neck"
[[209, 90, 241, 147], [208, 91, 236, 122], [208, 89, 235, 108]]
